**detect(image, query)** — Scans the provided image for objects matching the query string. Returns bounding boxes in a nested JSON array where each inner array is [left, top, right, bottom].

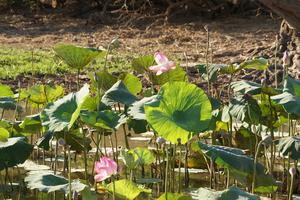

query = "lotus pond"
[[0, 42, 299, 200]]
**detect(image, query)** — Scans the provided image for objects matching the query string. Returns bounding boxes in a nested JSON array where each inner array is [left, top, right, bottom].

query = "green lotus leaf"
[[277, 136, 300, 160], [101, 80, 138, 106], [192, 142, 277, 193], [25, 170, 86, 194], [0, 127, 9, 142], [228, 95, 262, 125], [127, 119, 147, 134], [197, 63, 226, 82], [119, 73, 142, 95], [20, 85, 64, 106], [80, 110, 124, 130], [120, 149, 138, 170], [145, 82, 212, 144], [19, 114, 42, 134], [151, 65, 187, 85], [0, 84, 14, 97], [107, 179, 151, 200], [0, 137, 33, 170], [131, 55, 154, 73], [271, 76, 300, 118], [129, 147, 155, 166], [240, 58, 268, 70], [0, 97, 19, 110], [193, 186, 260, 200], [128, 96, 157, 120], [91, 70, 117, 91], [231, 81, 278, 96], [55, 129, 92, 152], [37, 131, 53, 151], [41, 84, 89, 132], [53, 44, 105, 69], [157, 192, 192, 200]]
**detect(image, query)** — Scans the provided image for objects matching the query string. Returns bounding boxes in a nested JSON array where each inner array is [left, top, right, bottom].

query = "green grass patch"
[[0, 46, 134, 79]]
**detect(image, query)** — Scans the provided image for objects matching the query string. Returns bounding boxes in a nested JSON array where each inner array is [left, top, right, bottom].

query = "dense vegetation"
[[0, 40, 300, 200]]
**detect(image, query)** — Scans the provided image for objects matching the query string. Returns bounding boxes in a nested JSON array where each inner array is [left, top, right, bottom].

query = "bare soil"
[[0, 12, 280, 63]]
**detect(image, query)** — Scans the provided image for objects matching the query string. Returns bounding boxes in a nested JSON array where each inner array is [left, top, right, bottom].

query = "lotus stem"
[[252, 140, 263, 193], [178, 145, 181, 193], [81, 127, 89, 185], [77, 69, 80, 91], [68, 146, 72, 200], [184, 143, 189, 188], [204, 25, 211, 95], [0, 109, 4, 120], [274, 35, 279, 88], [165, 146, 169, 200], [92, 131, 101, 179], [122, 124, 130, 149]]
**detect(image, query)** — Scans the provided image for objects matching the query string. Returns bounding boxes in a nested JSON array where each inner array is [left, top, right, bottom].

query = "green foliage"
[[20, 84, 64, 106], [145, 82, 212, 144], [0, 97, 19, 110], [25, 170, 86, 194], [107, 179, 151, 200], [0, 84, 14, 97], [131, 55, 154, 73], [240, 58, 268, 70], [129, 147, 155, 166], [151, 65, 187, 85], [157, 192, 192, 200], [119, 73, 142, 95], [192, 142, 277, 193], [272, 76, 300, 118], [80, 110, 124, 130], [41, 84, 89, 132], [0, 127, 9, 142], [128, 96, 157, 120], [277, 136, 300, 160], [195, 186, 260, 200], [0, 137, 33, 170], [101, 80, 138, 106], [53, 44, 105, 69]]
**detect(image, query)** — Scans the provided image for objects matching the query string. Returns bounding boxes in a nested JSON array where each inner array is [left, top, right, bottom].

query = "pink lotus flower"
[[94, 156, 117, 182], [149, 52, 176, 75]]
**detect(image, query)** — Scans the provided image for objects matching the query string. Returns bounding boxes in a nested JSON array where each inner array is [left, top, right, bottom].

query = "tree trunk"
[[259, 0, 300, 74]]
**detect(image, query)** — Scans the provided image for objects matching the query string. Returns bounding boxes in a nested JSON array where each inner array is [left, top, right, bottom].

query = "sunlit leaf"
[[107, 179, 151, 200], [145, 82, 212, 144], [25, 170, 86, 194], [158, 192, 192, 200], [101, 80, 138, 106], [277, 136, 300, 160], [54, 44, 105, 69], [119, 73, 142, 95], [0, 127, 9, 142], [151, 65, 187, 85], [193, 186, 259, 200], [131, 55, 154, 73], [41, 84, 89, 132], [0, 84, 14, 97]]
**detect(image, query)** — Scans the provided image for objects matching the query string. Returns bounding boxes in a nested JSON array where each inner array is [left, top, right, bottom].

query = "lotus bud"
[[289, 167, 297, 176], [156, 137, 166, 145], [57, 138, 66, 146], [110, 37, 120, 50], [177, 138, 182, 145], [261, 134, 272, 146], [283, 51, 290, 66]]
